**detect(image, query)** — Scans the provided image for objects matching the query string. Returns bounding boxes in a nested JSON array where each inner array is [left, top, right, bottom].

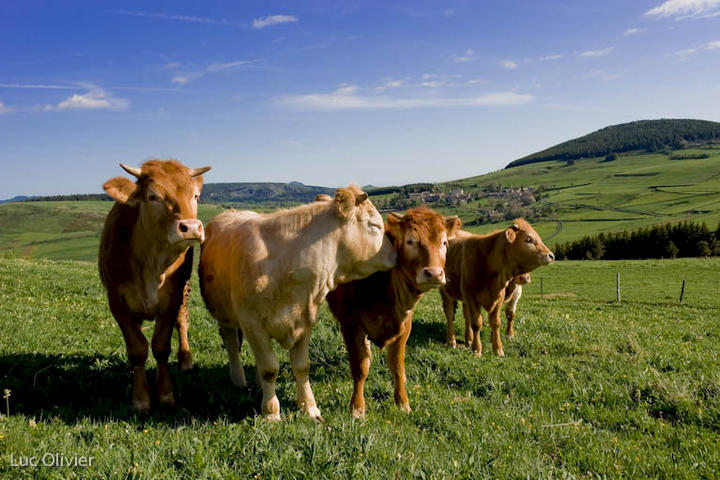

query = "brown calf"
[[327, 207, 461, 417], [504, 272, 531, 339], [440, 219, 553, 357], [99, 159, 210, 413]]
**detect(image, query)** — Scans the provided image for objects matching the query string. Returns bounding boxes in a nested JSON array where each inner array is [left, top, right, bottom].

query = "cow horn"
[[510, 224, 519, 230], [191, 166, 212, 177], [120, 164, 142, 178]]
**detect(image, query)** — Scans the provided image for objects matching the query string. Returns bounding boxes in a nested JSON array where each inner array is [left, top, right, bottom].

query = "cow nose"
[[548, 252, 555, 262], [177, 219, 204, 241], [423, 267, 445, 282]]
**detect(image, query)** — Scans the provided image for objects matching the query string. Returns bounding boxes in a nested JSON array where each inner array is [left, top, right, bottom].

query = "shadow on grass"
[[0, 353, 268, 425]]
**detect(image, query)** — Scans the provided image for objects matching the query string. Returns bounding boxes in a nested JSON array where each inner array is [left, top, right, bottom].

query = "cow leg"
[[116, 321, 150, 413], [289, 332, 322, 421], [152, 313, 176, 406], [386, 317, 412, 412], [244, 328, 281, 421], [341, 323, 372, 418], [441, 290, 457, 347], [488, 301, 505, 357], [175, 281, 193, 371], [464, 302, 483, 357], [505, 288, 521, 340], [220, 326, 247, 388]]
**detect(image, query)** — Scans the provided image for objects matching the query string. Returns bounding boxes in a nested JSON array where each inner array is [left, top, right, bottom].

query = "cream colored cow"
[[199, 186, 396, 421]]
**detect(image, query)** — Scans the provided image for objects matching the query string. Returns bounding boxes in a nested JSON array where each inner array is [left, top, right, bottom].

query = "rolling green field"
[[450, 147, 720, 243], [1, 256, 718, 478]]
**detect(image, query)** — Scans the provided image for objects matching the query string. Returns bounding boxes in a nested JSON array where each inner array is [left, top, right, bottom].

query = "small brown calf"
[[504, 272, 531, 339], [441, 219, 553, 357], [327, 207, 461, 417]]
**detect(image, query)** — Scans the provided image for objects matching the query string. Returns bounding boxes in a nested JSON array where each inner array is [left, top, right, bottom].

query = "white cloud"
[[500, 60, 518, 69], [539, 54, 563, 61], [252, 14, 298, 29], [452, 48, 476, 63], [112, 9, 245, 27], [669, 39, 720, 57], [580, 47, 615, 57], [162, 61, 181, 70], [645, 0, 720, 18], [0, 101, 13, 114], [278, 86, 532, 111], [624, 27, 644, 35], [43, 87, 128, 112]]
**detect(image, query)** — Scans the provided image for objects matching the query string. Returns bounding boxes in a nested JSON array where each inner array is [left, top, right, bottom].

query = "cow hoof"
[[133, 399, 151, 415], [506, 334, 515, 341], [398, 403, 412, 413], [264, 412, 282, 422], [159, 392, 175, 407], [351, 408, 366, 419], [472, 350, 482, 358], [305, 406, 323, 422], [446, 341, 457, 349], [230, 369, 247, 388], [178, 351, 193, 371], [495, 349, 505, 358]]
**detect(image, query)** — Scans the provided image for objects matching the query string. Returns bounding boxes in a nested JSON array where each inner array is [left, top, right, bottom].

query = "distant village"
[[372, 184, 554, 225]]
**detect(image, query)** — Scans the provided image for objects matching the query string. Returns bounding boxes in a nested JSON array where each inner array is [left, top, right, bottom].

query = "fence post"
[[540, 277, 544, 298], [616, 272, 620, 302], [679, 280, 686, 303]]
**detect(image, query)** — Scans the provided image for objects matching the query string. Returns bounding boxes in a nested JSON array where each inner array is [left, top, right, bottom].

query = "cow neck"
[[490, 232, 516, 288], [389, 266, 424, 320], [130, 213, 186, 289]]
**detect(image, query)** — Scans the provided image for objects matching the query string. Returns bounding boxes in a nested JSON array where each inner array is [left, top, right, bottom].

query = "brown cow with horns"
[[99, 159, 210, 413]]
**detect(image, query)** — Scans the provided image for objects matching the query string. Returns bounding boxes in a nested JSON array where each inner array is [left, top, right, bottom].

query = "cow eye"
[[525, 236, 534, 243], [406, 239, 414, 246], [148, 194, 160, 202], [194, 194, 200, 201], [443, 240, 448, 247], [368, 222, 381, 233]]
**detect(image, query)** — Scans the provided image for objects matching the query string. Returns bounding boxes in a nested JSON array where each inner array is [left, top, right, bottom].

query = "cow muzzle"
[[172, 219, 205, 243], [416, 266, 446, 288]]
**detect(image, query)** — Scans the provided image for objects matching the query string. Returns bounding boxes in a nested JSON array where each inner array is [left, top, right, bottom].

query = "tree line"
[[554, 220, 720, 260]]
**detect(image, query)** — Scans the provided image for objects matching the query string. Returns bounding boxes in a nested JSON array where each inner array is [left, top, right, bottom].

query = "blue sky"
[[1, 0, 720, 197]]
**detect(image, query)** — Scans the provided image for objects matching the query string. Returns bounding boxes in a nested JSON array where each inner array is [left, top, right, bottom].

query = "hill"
[[506, 119, 720, 168], [198, 182, 334, 206]]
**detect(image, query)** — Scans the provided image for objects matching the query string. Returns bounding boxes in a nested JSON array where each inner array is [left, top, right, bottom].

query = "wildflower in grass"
[[3, 389, 10, 416]]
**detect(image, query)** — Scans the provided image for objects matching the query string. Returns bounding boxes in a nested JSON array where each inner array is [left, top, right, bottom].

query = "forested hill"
[[506, 119, 720, 169], [200, 182, 334, 205]]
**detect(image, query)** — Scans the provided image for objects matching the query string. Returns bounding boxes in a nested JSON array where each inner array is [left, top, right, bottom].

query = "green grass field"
[[1, 256, 718, 478]]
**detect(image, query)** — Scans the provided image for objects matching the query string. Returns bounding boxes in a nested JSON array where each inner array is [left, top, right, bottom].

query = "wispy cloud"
[[41, 86, 128, 112], [500, 60, 518, 69], [579, 47, 615, 57], [538, 54, 563, 61], [111, 9, 246, 27], [452, 48, 476, 63], [624, 27, 645, 35], [669, 39, 720, 57], [252, 14, 298, 29], [0, 101, 13, 115], [645, 0, 720, 19], [0, 83, 76, 90], [586, 70, 622, 81], [172, 59, 256, 85], [278, 85, 532, 111]]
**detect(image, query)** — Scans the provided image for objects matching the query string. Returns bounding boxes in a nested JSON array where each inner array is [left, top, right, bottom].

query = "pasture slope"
[[1, 256, 719, 478], [447, 145, 720, 243]]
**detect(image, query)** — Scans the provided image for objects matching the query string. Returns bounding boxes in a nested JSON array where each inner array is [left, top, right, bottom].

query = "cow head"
[[103, 159, 211, 249], [513, 272, 532, 285], [504, 218, 554, 273], [333, 185, 397, 282], [385, 208, 462, 291]]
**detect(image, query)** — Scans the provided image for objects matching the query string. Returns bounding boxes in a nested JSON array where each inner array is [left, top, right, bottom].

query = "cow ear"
[[505, 224, 518, 243], [444, 216, 462, 239], [334, 188, 356, 218], [355, 192, 368, 205], [103, 177, 138, 204], [315, 193, 333, 202], [385, 212, 402, 243]]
